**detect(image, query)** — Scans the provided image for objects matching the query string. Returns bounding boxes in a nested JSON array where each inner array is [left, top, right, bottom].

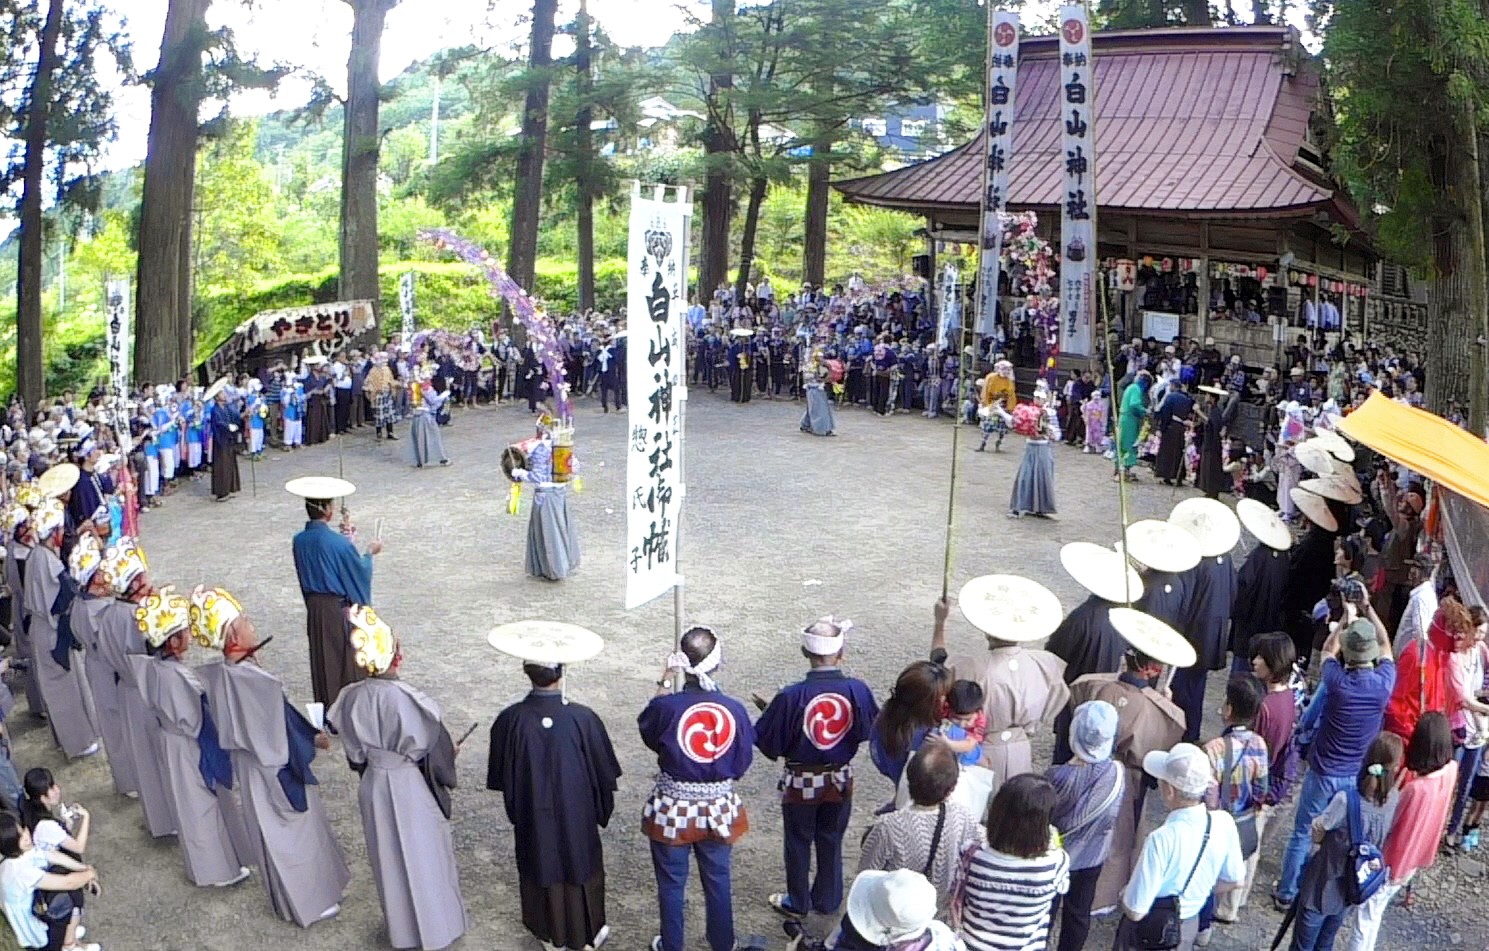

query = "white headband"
[[666, 641, 722, 691], [802, 615, 853, 655]]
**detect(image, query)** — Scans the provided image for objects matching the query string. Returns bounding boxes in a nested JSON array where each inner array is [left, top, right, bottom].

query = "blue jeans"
[[782, 800, 851, 914], [1277, 770, 1355, 901], [1290, 904, 1345, 951], [651, 838, 734, 951], [1448, 743, 1486, 838]]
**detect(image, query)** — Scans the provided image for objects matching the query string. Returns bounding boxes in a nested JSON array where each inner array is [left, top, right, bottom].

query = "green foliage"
[[194, 119, 287, 298]]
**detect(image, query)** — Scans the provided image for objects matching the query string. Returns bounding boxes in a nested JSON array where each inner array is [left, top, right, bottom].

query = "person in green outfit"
[[1116, 371, 1153, 481]]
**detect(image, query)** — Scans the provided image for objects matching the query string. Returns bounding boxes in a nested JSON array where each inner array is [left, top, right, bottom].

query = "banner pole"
[[942, 2, 1001, 603]]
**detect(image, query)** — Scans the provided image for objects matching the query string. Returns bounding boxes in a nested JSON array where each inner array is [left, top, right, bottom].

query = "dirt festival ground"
[[20, 394, 1483, 951]]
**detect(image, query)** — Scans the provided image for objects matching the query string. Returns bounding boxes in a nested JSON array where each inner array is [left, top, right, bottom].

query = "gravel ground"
[[12, 390, 1482, 951]]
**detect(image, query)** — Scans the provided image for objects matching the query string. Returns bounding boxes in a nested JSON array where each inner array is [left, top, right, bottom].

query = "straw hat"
[[1290, 487, 1338, 532], [1109, 607, 1198, 667], [1060, 542, 1144, 604], [1308, 429, 1355, 462], [1236, 498, 1291, 551], [1196, 384, 1227, 397], [729, 328, 755, 338], [284, 476, 357, 500], [1168, 498, 1241, 558], [1299, 473, 1363, 505], [203, 376, 230, 402], [37, 463, 79, 498], [956, 574, 1063, 643], [1119, 519, 1202, 574], [1293, 444, 1339, 478], [487, 620, 605, 665]]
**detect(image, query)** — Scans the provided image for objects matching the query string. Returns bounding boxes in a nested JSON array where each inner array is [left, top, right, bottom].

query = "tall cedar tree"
[[508, 0, 559, 336], [15, 0, 64, 409], [1314, 0, 1489, 429], [340, 0, 400, 310], [10, 0, 122, 407]]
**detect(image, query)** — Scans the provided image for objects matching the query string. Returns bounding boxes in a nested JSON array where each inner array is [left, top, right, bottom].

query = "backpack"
[[1344, 788, 1388, 905]]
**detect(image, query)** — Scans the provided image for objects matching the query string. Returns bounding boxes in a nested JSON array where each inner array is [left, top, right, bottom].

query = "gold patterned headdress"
[[1, 504, 29, 537], [31, 498, 65, 538], [346, 604, 397, 675], [68, 533, 104, 586], [189, 586, 244, 650], [99, 537, 149, 597], [13, 485, 42, 510], [135, 586, 192, 649]]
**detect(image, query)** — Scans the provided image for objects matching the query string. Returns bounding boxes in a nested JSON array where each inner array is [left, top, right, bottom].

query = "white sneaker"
[[585, 924, 610, 949]]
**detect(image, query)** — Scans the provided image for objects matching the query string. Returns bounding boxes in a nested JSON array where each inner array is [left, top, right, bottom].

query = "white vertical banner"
[[1058, 5, 1095, 355], [938, 263, 961, 350], [399, 271, 416, 340], [105, 279, 132, 449], [977, 11, 1020, 336], [625, 182, 690, 610]]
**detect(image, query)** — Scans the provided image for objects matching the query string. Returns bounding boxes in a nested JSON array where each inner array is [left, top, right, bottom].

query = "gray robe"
[[75, 593, 136, 795], [132, 655, 250, 886], [200, 661, 350, 927], [5, 540, 44, 715], [20, 544, 100, 757], [329, 678, 467, 950], [94, 598, 175, 838]]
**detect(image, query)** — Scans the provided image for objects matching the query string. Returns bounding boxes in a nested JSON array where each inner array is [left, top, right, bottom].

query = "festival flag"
[[399, 271, 416, 341], [624, 183, 690, 610], [1058, 4, 1096, 355], [105, 279, 132, 449], [977, 10, 1021, 336], [938, 263, 961, 351]]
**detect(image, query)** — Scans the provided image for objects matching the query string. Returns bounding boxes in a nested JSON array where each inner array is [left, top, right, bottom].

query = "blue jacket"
[[638, 685, 754, 783], [755, 668, 878, 767]]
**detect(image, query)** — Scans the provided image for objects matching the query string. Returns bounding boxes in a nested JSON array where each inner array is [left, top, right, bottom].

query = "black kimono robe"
[[1179, 554, 1237, 672], [1230, 545, 1291, 660], [487, 689, 622, 951]]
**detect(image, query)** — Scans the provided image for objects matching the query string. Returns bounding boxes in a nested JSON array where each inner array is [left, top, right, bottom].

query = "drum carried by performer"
[[504, 415, 581, 582]]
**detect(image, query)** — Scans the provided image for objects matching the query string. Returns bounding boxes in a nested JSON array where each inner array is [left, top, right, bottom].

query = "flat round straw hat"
[[1061, 542, 1145, 604], [284, 476, 357, 499], [1308, 429, 1355, 462], [1293, 444, 1339, 478], [1109, 607, 1198, 667], [1299, 472, 1363, 505], [1290, 487, 1338, 532], [487, 620, 605, 664], [1119, 519, 1202, 574], [957, 574, 1063, 642], [1236, 498, 1292, 551], [1168, 497, 1241, 558]]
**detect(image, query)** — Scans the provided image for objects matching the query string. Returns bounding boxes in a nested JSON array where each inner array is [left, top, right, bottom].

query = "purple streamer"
[[419, 228, 572, 418]]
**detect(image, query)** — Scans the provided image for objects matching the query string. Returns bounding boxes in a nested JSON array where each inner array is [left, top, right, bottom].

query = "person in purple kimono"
[[756, 617, 879, 920], [639, 627, 756, 951]]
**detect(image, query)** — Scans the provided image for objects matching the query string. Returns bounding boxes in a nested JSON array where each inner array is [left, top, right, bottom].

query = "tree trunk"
[[508, 0, 558, 336], [14, 0, 65, 410], [340, 0, 395, 311], [135, 0, 211, 385], [574, 0, 594, 313], [802, 128, 833, 287], [1251, 0, 1271, 23], [734, 174, 767, 305], [1182, 0, 1212, 24], [699, 0, 734, 300], [1427, 101, 1488, 432]]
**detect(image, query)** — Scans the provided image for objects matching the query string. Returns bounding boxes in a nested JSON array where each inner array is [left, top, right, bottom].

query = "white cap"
[[1143, 743, 1212, 799], [846, 869, 937, 944]]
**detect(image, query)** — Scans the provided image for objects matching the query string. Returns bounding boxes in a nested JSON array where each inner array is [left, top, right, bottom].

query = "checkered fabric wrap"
[[779, 763, 853, 805], [642, 772, 749, 845], [372, 391, 397, 426]]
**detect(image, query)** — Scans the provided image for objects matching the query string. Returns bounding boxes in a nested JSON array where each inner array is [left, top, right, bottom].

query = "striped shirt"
[[958, 845, 1069, 951]]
